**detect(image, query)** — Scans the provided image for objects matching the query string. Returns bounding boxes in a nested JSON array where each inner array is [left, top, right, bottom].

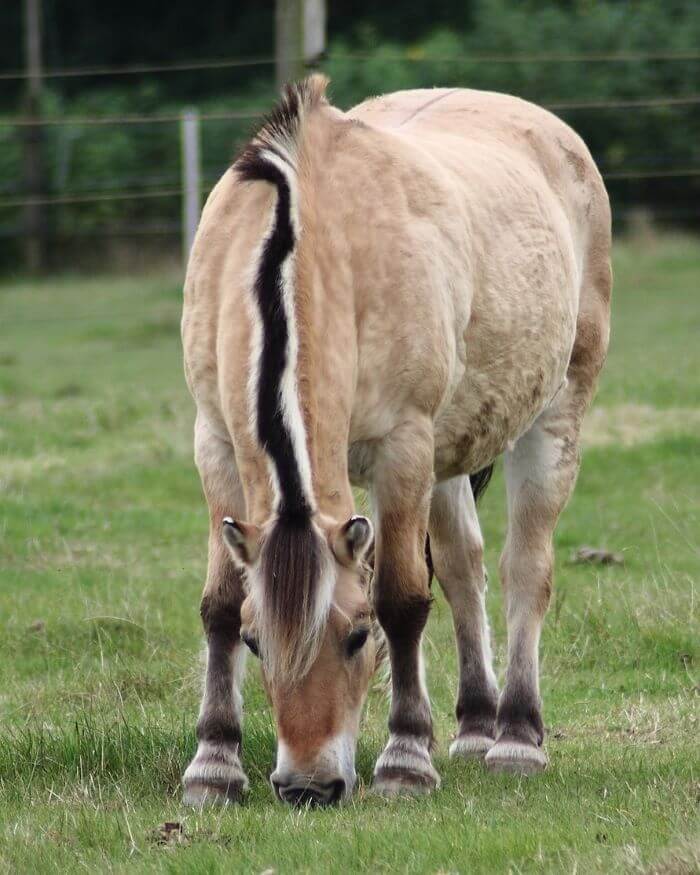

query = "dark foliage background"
[[1, 0, 699, 270]]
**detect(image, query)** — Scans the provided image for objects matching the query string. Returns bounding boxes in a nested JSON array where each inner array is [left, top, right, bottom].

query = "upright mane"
[[235, 75, 333, 681], [237, 74, 329, 176]]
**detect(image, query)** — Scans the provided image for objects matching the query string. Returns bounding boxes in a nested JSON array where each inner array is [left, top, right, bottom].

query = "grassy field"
[[0, 236, 698, 873]]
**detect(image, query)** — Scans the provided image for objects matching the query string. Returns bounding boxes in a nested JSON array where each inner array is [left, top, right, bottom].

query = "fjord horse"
[[181, 76, 611, 804]]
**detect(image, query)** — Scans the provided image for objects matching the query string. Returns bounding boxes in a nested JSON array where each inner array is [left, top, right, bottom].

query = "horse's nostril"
[[328, 778, 346, 803], [283, 786, 320, 806], [277, 778, 346, 807]]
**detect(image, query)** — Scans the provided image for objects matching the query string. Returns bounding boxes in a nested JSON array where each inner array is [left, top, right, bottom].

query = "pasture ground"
[[0, 236, 698, 873]]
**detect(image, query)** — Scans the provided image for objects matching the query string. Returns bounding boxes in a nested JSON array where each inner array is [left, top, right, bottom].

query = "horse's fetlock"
[[195, 713, 242, 749], [388, 706, 434, 745], [496, 693, 545, 747], [456, 686, 498, 737]]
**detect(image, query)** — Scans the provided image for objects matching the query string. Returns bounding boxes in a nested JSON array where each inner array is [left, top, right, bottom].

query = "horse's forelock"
[[252, 518, 334, 683]]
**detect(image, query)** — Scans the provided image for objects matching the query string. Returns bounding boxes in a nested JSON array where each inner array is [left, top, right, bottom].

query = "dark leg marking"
[[183, 575, 249, 805]]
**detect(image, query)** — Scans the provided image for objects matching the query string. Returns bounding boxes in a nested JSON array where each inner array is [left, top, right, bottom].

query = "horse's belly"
[[434, 319, 575, 479], [347, 166, 582, 484]]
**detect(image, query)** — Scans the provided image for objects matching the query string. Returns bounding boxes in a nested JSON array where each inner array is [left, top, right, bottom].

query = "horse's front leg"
[[182, 417, 249, 805], [371, 419, 440, 795]]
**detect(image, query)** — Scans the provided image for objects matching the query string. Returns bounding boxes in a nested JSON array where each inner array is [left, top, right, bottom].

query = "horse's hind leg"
[[429, 476, 499, 758], [483, 407, 576, 774], [182, 414, 249, 805], [485, 266, 610, 774]]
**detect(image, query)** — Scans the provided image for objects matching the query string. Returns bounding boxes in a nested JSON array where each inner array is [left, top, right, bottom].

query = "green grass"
[[0, 237, 698, 873]]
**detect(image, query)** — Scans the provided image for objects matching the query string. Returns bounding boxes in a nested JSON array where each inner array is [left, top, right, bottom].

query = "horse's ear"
[[331, 516, 373, 567], [222, 518, 262, 567]]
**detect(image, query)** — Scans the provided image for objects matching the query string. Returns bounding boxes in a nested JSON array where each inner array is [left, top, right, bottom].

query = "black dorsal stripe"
[[237, 149, 311, 522]]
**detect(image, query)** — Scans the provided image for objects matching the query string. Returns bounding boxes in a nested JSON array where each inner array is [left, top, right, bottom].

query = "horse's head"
[[223, 513, 376, 804]]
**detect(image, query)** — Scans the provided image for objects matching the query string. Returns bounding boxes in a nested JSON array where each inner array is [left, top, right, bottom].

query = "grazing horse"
[[181, 75, 611, 805]]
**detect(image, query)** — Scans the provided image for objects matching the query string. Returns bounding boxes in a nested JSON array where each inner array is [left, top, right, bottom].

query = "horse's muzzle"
[[271, 775, 346, 806]]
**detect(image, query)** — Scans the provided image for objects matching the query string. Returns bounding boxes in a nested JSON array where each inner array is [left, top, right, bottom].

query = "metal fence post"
[[180, 108, 201, 271], [23, 0, 45, 273]]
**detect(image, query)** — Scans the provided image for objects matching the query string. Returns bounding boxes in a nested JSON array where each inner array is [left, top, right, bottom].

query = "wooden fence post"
[[276, 0, 326, 92]]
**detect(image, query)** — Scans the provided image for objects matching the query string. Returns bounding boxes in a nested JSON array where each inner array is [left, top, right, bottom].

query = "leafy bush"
[[2, 0, 700, 271]]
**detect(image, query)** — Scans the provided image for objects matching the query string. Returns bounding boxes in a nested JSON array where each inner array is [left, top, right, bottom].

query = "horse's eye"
[[346, 627, 369, 658], [241, 632, 259, 658]]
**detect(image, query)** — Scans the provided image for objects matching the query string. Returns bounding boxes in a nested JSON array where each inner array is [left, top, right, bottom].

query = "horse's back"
[[345, 88, 611, 477], [349, 87, 608, 257], [349, 87, 603, 187]]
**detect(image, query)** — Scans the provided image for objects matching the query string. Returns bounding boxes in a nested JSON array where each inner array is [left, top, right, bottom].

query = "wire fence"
[[1, 48, 700, 81], [3, 164, 700, 213], [2, 92, 700, 128], [2, 48, 700, 261], [0, 109, 261, 127], [1, 120, 699, 217]]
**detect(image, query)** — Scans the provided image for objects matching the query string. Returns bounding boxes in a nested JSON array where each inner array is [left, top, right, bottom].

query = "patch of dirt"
[[0, 453, 67, 484], [569, 546, 624, 566], [149, 822, 185, 847], [634, 838, 700, 874], [561, 694, 697, 746], [582, 404, 700, 448]]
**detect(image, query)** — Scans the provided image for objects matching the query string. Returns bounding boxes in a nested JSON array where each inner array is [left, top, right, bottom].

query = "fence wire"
[[2, 93, 700, 127], [1, 163, 699, 211], [2, 48, 699, 271], [1, 49, 700, 82]]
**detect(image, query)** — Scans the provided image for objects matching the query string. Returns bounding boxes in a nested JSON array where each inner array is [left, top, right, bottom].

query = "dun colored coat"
[[181, 76, 611, 805]]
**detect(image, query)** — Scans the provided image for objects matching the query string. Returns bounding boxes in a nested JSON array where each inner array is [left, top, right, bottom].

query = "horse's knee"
[[373, 586, 432, 644], [200, 585, 244, 644]]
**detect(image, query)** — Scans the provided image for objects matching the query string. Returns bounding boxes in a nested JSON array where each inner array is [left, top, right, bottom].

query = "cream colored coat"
[[184, 86, 609, 525], [181, 82, 611, 801]]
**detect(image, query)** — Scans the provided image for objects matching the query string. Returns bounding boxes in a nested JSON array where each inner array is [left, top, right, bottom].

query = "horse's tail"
[[470, 463, 494, 503]]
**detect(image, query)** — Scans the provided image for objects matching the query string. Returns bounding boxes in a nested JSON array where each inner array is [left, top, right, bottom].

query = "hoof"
[[182, 778, 246, 806], [449, 734, 494, 760], [372, 768, 440, 797], [484, 739, 548, 775], [182, 745, 249, 806], [372, 735, 440, 797]]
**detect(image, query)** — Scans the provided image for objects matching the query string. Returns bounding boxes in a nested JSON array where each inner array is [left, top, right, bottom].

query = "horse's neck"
[[293, 226, 356, 521]]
